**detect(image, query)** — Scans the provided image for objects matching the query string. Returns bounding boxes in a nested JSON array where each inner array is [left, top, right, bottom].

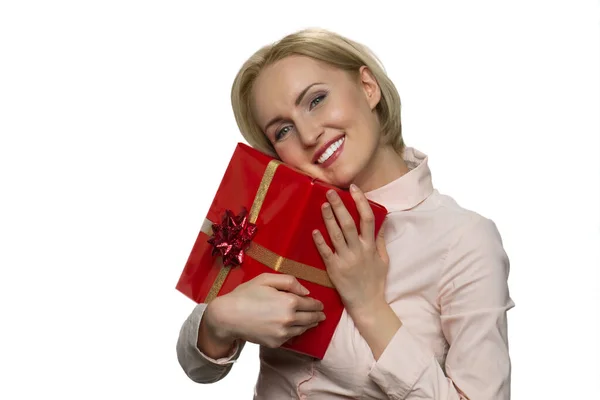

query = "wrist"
[[347, 298, 390, 328], [197, 299, 238, 358], [204, 298, 238, 343], [347, 300, 402, 361]]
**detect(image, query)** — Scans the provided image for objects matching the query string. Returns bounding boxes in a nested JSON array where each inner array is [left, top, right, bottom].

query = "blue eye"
[[309, 94, 326, 110], [275, 125, 293, 141]]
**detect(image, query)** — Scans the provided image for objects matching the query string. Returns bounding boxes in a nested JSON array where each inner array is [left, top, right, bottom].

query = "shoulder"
[[427, 190, 507, 262], [411, 190, 504, 247], [427, 191, 511, 306]]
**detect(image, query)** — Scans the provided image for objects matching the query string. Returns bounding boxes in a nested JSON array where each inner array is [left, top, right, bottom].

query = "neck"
[[353, 145, 409, 192]]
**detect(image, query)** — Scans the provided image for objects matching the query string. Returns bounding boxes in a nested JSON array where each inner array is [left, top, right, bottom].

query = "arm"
[[176, 274, 324, 384], [361, 216, 514, 399], [176, 302, 245, 384]]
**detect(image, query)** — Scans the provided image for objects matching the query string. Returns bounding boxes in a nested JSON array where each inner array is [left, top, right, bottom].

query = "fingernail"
[[350, 184, 358, 192], [320, 313, 326, 321], [327, 190, 335, 199], [301, 286, 310, 295]]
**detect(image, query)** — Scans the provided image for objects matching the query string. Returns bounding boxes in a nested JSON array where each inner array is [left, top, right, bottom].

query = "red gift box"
[[176, 142, 388, 359]]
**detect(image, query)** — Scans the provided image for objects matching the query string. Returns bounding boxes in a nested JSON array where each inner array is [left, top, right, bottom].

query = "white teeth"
[[317, 137, 345, 164]]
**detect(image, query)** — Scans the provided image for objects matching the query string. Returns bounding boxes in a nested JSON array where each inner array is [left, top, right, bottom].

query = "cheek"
[[275, 143, 322, 177], [327, 100, 358, 125], [326, 94, 369, 131], [275, 143, 306, 166]]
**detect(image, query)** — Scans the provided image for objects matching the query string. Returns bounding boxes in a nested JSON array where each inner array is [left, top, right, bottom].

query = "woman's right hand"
[[200, 273, 326, 352]]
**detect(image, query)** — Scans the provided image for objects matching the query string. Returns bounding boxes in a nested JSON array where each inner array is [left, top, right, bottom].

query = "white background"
[[1, 1, 598, 398]]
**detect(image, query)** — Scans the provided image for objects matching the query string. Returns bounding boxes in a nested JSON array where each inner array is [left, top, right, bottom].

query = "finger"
[[287, 322, 319, 338], [326, 190, 360, 248], [279, 292, 323, 317], [257, 273, 310, 296], [350, 184, 375, 241], [375, 222, 389, 264], [294, 295, 324, 312], [320, 202, 347, 253], [312, 229, 336, 265], [292, 311, 326, 326]]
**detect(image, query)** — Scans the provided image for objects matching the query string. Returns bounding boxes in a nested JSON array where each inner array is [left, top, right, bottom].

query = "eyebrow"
[[263, 82, 324, 133]]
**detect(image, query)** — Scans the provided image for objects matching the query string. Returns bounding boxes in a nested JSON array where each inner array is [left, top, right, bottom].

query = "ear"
[[358, 66, 381, 110]]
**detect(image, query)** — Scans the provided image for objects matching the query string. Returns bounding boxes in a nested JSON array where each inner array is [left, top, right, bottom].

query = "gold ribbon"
[[204, 160, 333, 302]]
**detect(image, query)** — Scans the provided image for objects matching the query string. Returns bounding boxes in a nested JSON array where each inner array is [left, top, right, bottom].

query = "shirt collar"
[[365, 147, 434, 213]]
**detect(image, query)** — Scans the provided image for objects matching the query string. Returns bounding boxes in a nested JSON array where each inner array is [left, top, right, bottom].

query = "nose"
[[296, 119, 323, 148]]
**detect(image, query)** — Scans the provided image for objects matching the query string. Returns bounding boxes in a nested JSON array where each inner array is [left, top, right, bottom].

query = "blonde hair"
[[231, 28, 404, 158]]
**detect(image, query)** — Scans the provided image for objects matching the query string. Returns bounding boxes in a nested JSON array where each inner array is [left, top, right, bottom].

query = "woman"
[[177, 28, 514, 399]]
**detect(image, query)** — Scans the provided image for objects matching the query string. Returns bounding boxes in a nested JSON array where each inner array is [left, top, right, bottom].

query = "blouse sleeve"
[[368, 215, 514, 399], [176, 303, 245, 383]]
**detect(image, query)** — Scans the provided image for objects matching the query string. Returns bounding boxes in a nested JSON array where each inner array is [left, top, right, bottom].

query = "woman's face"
[[251, 55, 383, 189]]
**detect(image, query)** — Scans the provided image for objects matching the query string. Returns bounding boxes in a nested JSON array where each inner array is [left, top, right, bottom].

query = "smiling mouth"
[[315, 136, 345, 165]]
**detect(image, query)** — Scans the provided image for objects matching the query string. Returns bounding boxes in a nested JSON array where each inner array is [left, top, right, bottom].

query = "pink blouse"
[[177, 147, 514, 399]]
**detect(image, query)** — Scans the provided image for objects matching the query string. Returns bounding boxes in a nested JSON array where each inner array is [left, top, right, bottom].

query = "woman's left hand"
[[312, 184, 389, 317]]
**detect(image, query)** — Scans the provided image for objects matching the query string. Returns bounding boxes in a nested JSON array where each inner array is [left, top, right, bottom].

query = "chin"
[[320, 169, 358, 189], [331, 177, 353, 189], [302, 159, 361, 189], [320, 179, 351, 190]]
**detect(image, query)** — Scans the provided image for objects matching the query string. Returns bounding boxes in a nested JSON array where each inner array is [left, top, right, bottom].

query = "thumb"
[[375, 223, 389, 263], [258, 273, 310, 296]]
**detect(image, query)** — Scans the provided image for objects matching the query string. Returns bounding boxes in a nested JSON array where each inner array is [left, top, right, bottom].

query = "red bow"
[[207, 208, 257, 267]]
